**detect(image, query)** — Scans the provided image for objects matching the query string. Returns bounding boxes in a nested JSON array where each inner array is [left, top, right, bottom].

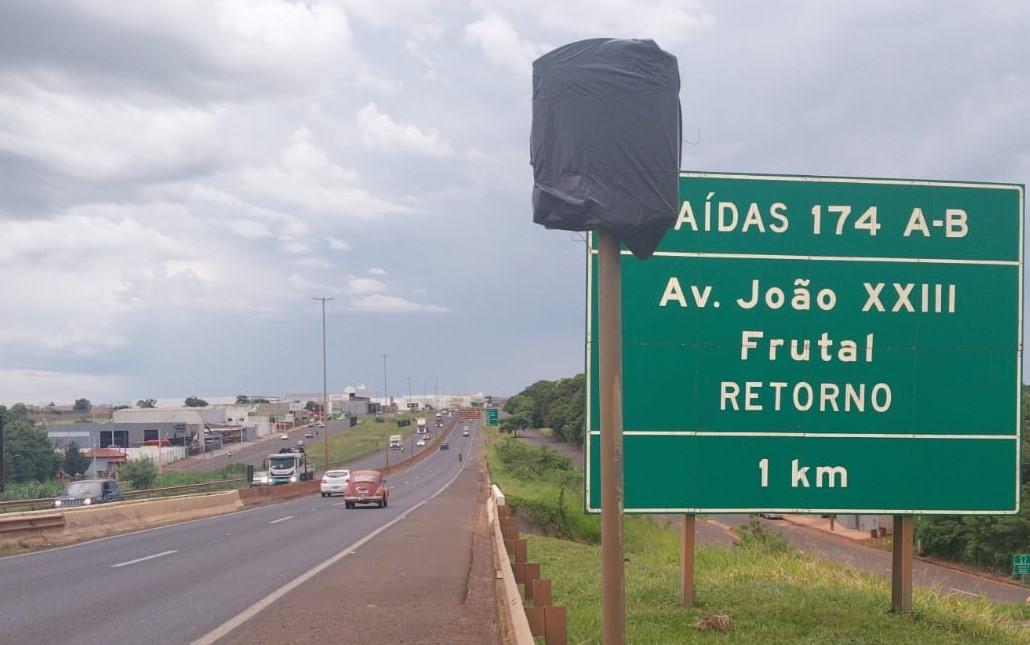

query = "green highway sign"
[[1015, 554, 1030, 575], [486, 407, 499, 426], [587, 172, 1023, 514]]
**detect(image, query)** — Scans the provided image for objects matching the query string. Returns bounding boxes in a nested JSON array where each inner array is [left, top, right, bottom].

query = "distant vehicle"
[[343, 470, 389, 508], [462, 430, 470, 437], [316, 422, 325, 429], [264, 447, 312, 485], [389, 434, 403, 450], [417, 417, 428, 434], [416, 438, 427, 447], [440, 442, 450, 451], [53, 479, 123, 508], [320, 469, 351, 497], [280, 433, 289, 440], [759, 512, 784, 520]]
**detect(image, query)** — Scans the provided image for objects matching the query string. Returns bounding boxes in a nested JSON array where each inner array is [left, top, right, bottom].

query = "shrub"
[[119, 458, 157, 490]]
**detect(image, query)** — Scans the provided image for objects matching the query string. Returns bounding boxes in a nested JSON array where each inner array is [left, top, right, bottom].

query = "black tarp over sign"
[[530, 38, 681, 259]]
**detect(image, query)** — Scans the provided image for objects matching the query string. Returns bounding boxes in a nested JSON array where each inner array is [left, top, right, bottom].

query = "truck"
[[389, 434, 403, 450], [263, 447, 312, 485], [416, 418, 428, 434]]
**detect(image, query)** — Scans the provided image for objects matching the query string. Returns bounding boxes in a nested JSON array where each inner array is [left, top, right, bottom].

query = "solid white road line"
[[192, 444, 470, 645], [110, 550, 179, 569], [268, 516, 294, 525]]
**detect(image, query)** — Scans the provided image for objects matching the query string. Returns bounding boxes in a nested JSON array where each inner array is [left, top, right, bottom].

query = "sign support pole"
[[891, 515, 913, 613], [598, 230, 625, 644], [680, 513, 695, 606]]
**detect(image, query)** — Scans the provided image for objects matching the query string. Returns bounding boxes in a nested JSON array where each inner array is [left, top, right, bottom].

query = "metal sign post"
[[598, 230, 626, 645], [680, 514, 695, 606], [891, 516, 913, 612]]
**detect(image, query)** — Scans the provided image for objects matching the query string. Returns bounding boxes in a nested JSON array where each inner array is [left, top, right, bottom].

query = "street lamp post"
[[380, 354, 389, 414], [313, 296, 334, 473]]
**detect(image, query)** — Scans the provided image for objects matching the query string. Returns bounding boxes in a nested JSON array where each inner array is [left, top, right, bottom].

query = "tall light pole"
[[406, 376, 412, 408], [380, 354, 390, 414], [313, 296, 334, 473]]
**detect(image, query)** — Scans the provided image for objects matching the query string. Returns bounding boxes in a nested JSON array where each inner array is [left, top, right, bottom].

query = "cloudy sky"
[[1, 0, 1028, 404]]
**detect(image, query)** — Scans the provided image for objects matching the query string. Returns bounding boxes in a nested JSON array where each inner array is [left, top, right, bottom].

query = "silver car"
[[320, 469, 351, 497]]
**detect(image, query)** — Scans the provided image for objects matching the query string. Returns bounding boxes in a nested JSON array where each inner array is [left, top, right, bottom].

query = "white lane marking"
[[192, 446, 471, 645], [332, 501, 348, 507], [268, 516, 293, 525], [949, 587, 981, 598], [110, 550, 178, 569]]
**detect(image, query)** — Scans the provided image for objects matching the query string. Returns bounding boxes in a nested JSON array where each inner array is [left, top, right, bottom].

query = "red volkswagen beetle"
[[343, 470, 389, 509]]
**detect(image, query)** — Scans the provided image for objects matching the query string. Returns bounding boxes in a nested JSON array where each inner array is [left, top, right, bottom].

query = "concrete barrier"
[[0, 491, 243, 551], [238, 480, 320, 506]]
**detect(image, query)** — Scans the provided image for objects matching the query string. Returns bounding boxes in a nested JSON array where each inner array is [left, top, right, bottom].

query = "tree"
[[305, 400, 323, 412], [1, 417, 59, 483], [73, 398, 91, 412], [184, 396, 208, 408], [253, 397, 270, 404], [136, 398, 157, 408], [119, 458, 157, 490], [235, 394, 250, 404], [62, 442, 92, 477]]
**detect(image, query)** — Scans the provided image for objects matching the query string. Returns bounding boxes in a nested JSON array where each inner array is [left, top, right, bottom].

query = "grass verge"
[[301, 413, 425, 470], [484, 428, 1030, 643]]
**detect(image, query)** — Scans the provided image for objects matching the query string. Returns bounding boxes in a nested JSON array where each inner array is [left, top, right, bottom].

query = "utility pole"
[[0, 415, 6, 494], [406, 376, 412, 407], [313, 296, 334, 473], [380, 354, 389, 414]]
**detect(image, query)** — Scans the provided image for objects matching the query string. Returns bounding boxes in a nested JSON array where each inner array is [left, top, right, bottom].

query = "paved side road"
[[222, 428, 498, 644]]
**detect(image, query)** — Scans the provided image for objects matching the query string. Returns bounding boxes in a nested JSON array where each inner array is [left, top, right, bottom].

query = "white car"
[[320, 469, 351, 497], [416, 438, 427, 447], [280, 433, 289, 440]]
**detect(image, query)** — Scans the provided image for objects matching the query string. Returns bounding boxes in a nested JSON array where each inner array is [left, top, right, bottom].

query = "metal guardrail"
[[0, 478, 244, 513]]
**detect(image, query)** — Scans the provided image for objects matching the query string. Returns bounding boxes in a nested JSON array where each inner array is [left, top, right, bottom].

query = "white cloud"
[[281, 240, 311, 255], [368, 267, 388, 276], [223, 219, 272, 238], [0, 80, 223, 182], [350, 294, 448, 313], [357, 103, 453, 158], [464, 14, 548, 76], [294, 257, 332, 269], [240, 128, 414, 218], [329, 237, 351, 251], [348, 277, 387, 295]]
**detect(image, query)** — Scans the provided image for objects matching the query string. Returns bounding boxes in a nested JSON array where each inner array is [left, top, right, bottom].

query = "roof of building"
[[83, 448, 129, 461]]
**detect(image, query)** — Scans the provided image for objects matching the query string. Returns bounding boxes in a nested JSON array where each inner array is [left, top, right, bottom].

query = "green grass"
[[149, 463, 248, 490], [484, 429, 1030, 644], [300, 413, 425, 469]]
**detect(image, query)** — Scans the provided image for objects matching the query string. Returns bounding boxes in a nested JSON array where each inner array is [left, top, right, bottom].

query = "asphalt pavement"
[[172, 414, 436, 475], [0, 417, 485, 645]]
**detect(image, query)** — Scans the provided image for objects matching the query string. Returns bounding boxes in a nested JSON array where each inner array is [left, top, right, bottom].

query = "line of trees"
[[502, 374, 585, 444]]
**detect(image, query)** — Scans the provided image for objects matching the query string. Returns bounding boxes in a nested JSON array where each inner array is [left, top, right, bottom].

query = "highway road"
[[0, 420, 482, 645], [174, 413, 444, 474]]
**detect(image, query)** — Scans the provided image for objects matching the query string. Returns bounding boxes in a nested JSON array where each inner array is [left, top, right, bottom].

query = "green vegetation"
[[487, 428, 1030, 643], [488, 435, 598, 542], [0, 480, 63, 502], [1, 408, 58, 483], [502, 373, 584, 443], [300, 414, 422, 469], [61, 442, 91, 476], [148, 462, 247, 490], [118, 458, 157, 490]]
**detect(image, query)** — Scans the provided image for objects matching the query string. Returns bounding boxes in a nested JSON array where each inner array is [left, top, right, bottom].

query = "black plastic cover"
[[531, 38, 681, 259]]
